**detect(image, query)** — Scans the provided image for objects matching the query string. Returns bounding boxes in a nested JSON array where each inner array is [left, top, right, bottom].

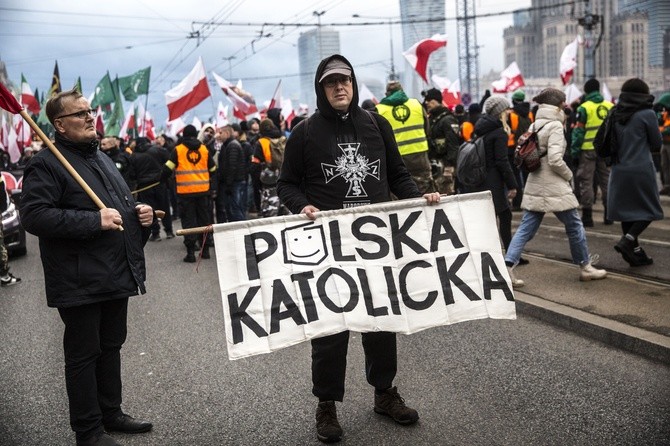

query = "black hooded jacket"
[[277, 54, 420, 212]]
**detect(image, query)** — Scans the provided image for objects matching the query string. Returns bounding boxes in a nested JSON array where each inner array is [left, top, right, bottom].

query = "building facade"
[[298, 27, 341, 112]]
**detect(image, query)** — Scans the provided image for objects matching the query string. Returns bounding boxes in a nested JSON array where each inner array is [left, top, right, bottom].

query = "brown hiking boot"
[[374, 387, 419, 425], [315, 401, 342, 443]]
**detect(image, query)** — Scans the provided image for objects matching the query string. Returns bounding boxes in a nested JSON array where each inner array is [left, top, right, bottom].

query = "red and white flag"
[[165, 57, 211, 121], [94, 106, 105, 136], [403, 34, 447, 83], [216, 102, 229, 128], [119, 104, 135, 140], [268, 80, 282, 111], [136, 103, 156, 139], [358, 83, 378, 105], [491, 62, 525, 93], [281, 98, 296, 128], [443, 79, 462, 110], [21, 74, 40, 115], [212, 72, 258, 121], [166, 117, 186, 138], [564, 83, 582, 104], [7, 123, 21, 163], [431, 74, 451, 92], [14, 114, 31, 149], [560, 37, 581, 85], [1, 114, 9, 149]]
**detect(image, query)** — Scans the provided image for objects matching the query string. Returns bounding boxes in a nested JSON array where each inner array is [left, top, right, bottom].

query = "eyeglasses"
[[323, 76, 352, 89], [56, 109, 97, 120]]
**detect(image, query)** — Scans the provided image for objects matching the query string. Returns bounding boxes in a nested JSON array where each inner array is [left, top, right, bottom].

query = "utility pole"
[[578, 0, 600, 80], [456, 0, 479, 104], [313, 10, 326, 60]]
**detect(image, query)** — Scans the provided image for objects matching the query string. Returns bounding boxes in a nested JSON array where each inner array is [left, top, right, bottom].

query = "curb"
[[515, 292, 670, 365]]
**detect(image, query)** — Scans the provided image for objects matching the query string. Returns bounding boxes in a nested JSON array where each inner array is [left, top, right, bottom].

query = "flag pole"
[[176, 225, 213, 236], [18, 109, 124, 230]]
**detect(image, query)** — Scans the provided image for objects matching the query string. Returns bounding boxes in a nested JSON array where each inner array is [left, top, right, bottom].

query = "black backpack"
[[456, 136, 487, 187], [593, 110, 618, 164]]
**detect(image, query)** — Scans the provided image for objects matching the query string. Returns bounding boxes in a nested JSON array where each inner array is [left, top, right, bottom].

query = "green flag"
[[74, 77, 83, 94], [91, 72, 115, 108], [105, 76, 125, 136], [118, 67, 150, 101]]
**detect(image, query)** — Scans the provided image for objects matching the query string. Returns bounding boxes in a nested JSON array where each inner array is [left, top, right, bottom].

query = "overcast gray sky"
[[1, 0, 529, 126]]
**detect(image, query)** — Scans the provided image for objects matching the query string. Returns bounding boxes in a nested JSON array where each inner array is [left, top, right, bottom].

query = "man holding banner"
[[277, 54, 441, 443]]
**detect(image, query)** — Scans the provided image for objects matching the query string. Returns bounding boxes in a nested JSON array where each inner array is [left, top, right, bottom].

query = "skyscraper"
[[298, 27, 341, 113], [399, 0, 446, 98]]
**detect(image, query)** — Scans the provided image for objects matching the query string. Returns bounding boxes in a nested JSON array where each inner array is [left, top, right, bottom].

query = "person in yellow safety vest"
[[571, 78, 614, 226], [163, 124, 216, 263], [506, 89, 534, 211], [656, 92, 670, 195], [376, 80, 435, 193]]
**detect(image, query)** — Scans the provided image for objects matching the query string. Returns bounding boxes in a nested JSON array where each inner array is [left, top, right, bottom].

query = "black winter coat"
[[20, 136, 150, 308], [218, 137, 249, 186], [463, 115, 518, 213]]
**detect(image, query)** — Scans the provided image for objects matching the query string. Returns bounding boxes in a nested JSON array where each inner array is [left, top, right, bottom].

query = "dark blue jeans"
[[223, 180, 248, 222]]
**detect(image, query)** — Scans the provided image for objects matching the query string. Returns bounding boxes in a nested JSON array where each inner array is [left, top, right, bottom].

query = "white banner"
[[213, 192, 516, 360]]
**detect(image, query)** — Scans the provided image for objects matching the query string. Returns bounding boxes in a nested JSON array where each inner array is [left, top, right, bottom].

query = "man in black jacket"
[[217, 125, 248, 222], [20, 88, 155, 446], [277, 54, 440, 444]]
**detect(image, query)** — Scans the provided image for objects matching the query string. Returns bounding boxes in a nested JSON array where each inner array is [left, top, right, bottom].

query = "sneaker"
[[506, 266, 524, 289], [315, 401, 342, 443], [0, 273, 21, 287], [165, 232, 176, 239], [149, 234, 161, 242], [579, 263, 608, 281], [373, 387, 419, 425]]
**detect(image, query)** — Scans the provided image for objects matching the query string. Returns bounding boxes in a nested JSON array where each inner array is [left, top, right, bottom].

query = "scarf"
[[55, 132, 99, 156], [612, 92, 654, 124]]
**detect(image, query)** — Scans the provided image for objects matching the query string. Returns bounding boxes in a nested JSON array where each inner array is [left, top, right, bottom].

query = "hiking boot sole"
[[316, 432, 342, 443], [373, 406, 419, 425]]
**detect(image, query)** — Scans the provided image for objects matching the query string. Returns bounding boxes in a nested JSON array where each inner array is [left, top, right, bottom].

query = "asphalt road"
[[1, 229, 669, 446]]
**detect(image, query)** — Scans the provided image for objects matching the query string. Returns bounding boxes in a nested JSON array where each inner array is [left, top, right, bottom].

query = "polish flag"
[[165, 57, 211, 121], [430, 74, 451, 92], [564, 83, 583, 104], [166, 117, 186, 138], [216, 102, 229, 128], [358, 83, 378, 105], [94, 106, 105, 136], [268, 80, 282, 111], [7, 123, 21, 163], [119, 104, 135, 140], [136, 104, 155, 139], [403, 34, 447, 83], [560, 37, 581, 85], [14, 114, 31, 149], [443, 79, 461, 110], [281, 98, 295, 128], [212, 72, 258, 120], [491, 62, 525, 93], [21, 74, 40, 115]]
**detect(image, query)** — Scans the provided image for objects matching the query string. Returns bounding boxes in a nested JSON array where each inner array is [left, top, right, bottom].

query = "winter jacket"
[[427, 105, 460, 166], [462, 114, 517, 213], [20, 135, 149, 308], [607, 96, 663, 222], [277, 54, 420, 213], [219, 137, 249, 187], [521, 104, 578, 213]]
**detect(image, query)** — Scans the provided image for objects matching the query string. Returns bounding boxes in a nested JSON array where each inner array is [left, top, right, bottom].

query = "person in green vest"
[[571, 78, 614, 226], [376, 81, 434, 193]]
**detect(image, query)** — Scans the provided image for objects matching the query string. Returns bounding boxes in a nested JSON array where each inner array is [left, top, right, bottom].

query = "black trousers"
[[311, 331, 397, 402], [178, 194, 211, 249], [57, 298, 128, 441], [138, 183, 173, 236]]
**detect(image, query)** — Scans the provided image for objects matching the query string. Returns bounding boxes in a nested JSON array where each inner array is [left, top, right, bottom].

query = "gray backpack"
[[456, 136, 486, 187]]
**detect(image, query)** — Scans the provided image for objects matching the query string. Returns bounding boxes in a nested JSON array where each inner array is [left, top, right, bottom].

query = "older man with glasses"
[[20, 88, 155, 446]]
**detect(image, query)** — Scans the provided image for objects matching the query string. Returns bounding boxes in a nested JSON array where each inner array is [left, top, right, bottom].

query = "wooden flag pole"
[[18, 109, 124, 231], [176, 225, 213, 236]]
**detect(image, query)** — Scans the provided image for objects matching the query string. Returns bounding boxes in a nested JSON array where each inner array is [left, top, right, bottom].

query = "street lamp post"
[[352, 14, 398, 81], [313, 10, 326, 60]]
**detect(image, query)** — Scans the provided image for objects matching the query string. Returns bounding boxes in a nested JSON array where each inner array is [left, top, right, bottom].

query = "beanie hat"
[[318, 58, 352, 83], [532, 88, 566, 107], [511, 89, 525, 101], [259, 118, 276, 134], [483, 96, 511, 118], [183, 124, 198, 138], [584, 78, 600, 94], [423, 88, 443, 103], [454, 104, 465, 114], [657, 92, 670, 110], [621, 78, 650, 95]]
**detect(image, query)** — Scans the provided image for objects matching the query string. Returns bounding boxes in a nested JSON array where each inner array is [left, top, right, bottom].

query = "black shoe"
[[77, 432, 123, 446], [165, 231, 176, 239], [374, 387, 419, 425], [614, 236, 639, 266], [633, 247, 653, 266], [103, 414, 152, 434], [183, 253, 196, 263], [201, 248, 210, 259], [0, 272, 21, 286], [316, 401, 343, 443], [517, 257, 530, 266]]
